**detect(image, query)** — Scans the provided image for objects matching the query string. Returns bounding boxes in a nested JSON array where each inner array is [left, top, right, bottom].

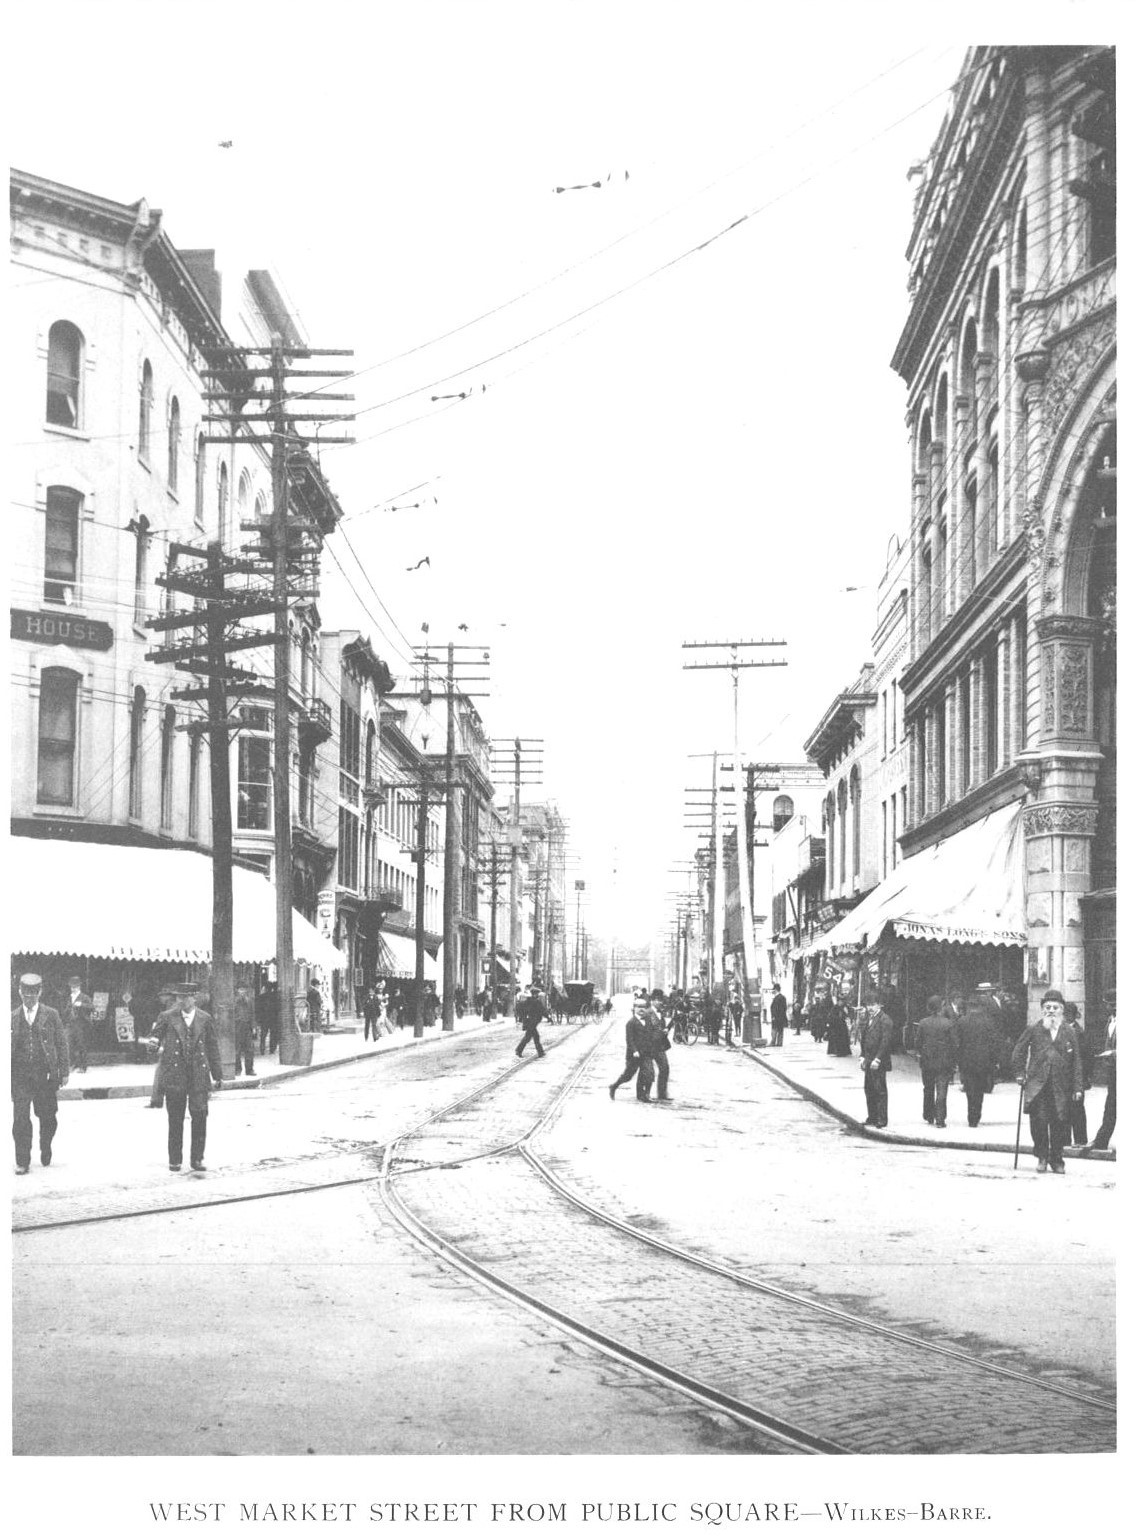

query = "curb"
[[59, 1016, 510, 1102], [742, 1047, 1116, 1163]]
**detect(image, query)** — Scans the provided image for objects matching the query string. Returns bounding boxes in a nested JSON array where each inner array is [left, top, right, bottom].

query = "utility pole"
[[488, 839, 499, 1008], [683, 639, 788, 1046], [509, 737, 521, 1006], [413, 751, 430, 1039], [268, 336, 299, 1063], [204, 544, 235, 1075], [442, 641, 457, 1032]]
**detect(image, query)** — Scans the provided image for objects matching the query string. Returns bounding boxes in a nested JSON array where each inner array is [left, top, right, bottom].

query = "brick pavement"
[[394, 1152, 1114, 1455]]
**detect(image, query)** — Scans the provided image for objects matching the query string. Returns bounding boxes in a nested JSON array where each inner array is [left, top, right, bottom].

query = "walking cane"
[[1013, 1043, 1031, 1171]]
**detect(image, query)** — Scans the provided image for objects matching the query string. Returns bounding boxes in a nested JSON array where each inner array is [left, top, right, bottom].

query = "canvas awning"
[[795, 803, 1026, 958], [377, 930, 439, 981], [8, 836, 343, 969]]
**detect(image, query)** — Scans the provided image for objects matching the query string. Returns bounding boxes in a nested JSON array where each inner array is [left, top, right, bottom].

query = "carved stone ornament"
[[1022, 502, 1046, 562], [1058, 644, 1090, 732], [1041, 644, 1055, 732], [1022, 804, 1099, 838], [1043, 313, 1116, 440]]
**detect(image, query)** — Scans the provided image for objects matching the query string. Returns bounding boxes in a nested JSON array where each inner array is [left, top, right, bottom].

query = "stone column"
[[974, 353, 997, 574], [911, 471, 928, 654], [951, 394, 970, 608]]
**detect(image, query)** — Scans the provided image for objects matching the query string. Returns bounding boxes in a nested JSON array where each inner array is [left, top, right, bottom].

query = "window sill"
[[35, 804, 86, 819], [43, 423, 90, 442]]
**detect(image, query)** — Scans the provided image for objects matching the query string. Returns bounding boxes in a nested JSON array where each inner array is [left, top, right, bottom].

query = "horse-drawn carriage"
[[562, 980, 596, 1020]]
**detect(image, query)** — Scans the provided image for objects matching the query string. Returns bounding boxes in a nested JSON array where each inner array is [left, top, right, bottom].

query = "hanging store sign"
[[11, 609, 114, 651]]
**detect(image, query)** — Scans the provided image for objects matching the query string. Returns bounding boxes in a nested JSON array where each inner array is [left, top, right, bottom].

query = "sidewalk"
[[741, 1030, 1115, 1162], [58, 1011, 509, 1101]]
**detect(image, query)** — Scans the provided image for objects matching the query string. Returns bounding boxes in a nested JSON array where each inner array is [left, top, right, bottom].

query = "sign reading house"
[[11, 609, 114, 651]]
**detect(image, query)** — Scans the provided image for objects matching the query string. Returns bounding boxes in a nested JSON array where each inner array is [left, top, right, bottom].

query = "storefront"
[[795, 804, 1028, 1048], [9, 838, 342, 1061]]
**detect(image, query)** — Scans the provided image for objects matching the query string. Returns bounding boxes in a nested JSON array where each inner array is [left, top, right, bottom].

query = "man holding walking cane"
[[1011, 989, 1083, 1174]]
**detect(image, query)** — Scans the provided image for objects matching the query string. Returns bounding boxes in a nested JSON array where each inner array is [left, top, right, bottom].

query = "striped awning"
[[8, 836, 343, 969]]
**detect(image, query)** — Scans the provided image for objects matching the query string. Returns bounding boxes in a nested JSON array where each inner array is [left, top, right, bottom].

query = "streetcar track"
[[379, 1016, 1115, 1453], [10, 1020, 594, 1233]]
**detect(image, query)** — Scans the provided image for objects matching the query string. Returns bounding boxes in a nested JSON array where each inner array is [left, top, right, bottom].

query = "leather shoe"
[[935, 1121, 946, 1128], [1051, 1163, 1066, 1175], [16, 1164, 30, 1175], [40, 1150, 52, 1166], [169, 1163, 181, 1172], [191, 1162, 205, 1172], [608, 1085, 616, 1100], [1036, 1159, 1048, 1173]]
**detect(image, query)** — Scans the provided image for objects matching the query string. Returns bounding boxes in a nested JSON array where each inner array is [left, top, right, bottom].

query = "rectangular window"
[[881, 800, 888, 879], [45, 487, 80, 604], [958, 672, 971, 792], [338, 807, 360, 889], [881, 691, 888, 757], [37, 669, 78, 805], [890, 794, 898, 869], [237, 735, 272, 829], [983, 642, 1000, 777], [188, 737, 200, 840]]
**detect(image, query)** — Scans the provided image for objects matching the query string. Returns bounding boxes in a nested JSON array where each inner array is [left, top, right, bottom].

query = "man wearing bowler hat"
[[1012, 989, 1082, 1174], [11, 973, 70, 1174], [61, 973, 92, 1074], [154, 980, 222, 1172]]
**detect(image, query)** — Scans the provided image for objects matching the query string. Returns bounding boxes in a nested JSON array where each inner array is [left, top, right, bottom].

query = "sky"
[[5, 0, 1129, 950]]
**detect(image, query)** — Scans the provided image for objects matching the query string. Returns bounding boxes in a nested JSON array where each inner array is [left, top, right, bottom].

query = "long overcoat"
[[1011, 1021, 1082, 1114], [915, 1013, 958, 1075], [155, 1007, 223, 1112], [957, 1005, 1000, 1074]]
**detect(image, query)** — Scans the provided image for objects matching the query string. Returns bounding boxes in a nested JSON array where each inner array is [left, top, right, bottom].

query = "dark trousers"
[[770, 1020, 785, 1046], [1027, 1087, 1069, 1165], [67, 1021, 87, 1071], [1091, 1063, 1116, 1148], [235, 1028, 254, 1077], [364, 1016, 379, 1041], [649, 1050, 670, 1099], [636, 1057, 655, 1100], [164, 1091, 207, 1167], [515, 1023, 545, 1058], [1069, 1094, 1088, 1147], [922, 1070, 950, 1124], [962, 1070, 990, 1127], [13, 1085, 59, 1167], [611, 1052, 644, 1096], [864, 1067, 888, 1126], [730, 1006, 743, 1038]]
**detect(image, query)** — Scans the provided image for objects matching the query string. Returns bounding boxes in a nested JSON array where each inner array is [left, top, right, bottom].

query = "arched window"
[[837, 778, 848, 887], [919, 537, 933, 648], [44, 485, 81, 604], [129, 686, 146, 819], [46, 321, 83, 428], [194, 434, 207, 526], [299, 627, 313, 699], [773, 794, 794, 832], [365, 720, 376, 786], [959, 318, 978, 406], [850, 766, 861, 885], [987, 426, 1001, 552], [139, 360, 154, 461], [37, 667, 80, 805], [160, 705, 176, 828], [133, 515, 150, 626], [982, 270, 1000, 358], [1014, 204, 1027, 288], [167, 396, 181, 492], [217, 461, 229, 542]]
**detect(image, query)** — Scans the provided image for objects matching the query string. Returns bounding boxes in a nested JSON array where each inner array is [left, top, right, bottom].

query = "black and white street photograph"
[[5, 0, 1130, 1531]]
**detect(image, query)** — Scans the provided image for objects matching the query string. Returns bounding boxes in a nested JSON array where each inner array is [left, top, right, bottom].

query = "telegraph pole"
[[509, 737, 521, 1006], [683, 639, 788, 1045], [442, 642, 457, 1032], [413, 755, 430, 1039], [205, 543, 235, 1076], [268, 336, 299, 1062]]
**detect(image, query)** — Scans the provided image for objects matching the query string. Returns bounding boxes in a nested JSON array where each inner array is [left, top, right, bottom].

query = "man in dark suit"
[[858, 990, 894, 1128], [61, 973, 91, 1073], [1012, 989, 1083, 1174], [154, 980, 222, 1172], [769, 988, 788, 1047], [11, 973, 71, 1174], [514, 984, 548, 1059], [916, 995, 958, 1127], [958, 984, 1002, 1127]]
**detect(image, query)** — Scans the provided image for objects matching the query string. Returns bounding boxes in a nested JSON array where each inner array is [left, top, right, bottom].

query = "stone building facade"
[[892, 46, 1115, 1019]]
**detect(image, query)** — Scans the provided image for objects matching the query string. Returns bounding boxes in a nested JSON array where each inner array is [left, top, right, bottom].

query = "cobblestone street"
[[12, 1013, 1115, 1455]]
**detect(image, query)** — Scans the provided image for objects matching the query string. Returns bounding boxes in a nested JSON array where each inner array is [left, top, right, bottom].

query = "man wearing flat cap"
[[154, 981, 222, 1172], [1012, 989, 1083, 1174], [11, 973, 70, 1174]]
